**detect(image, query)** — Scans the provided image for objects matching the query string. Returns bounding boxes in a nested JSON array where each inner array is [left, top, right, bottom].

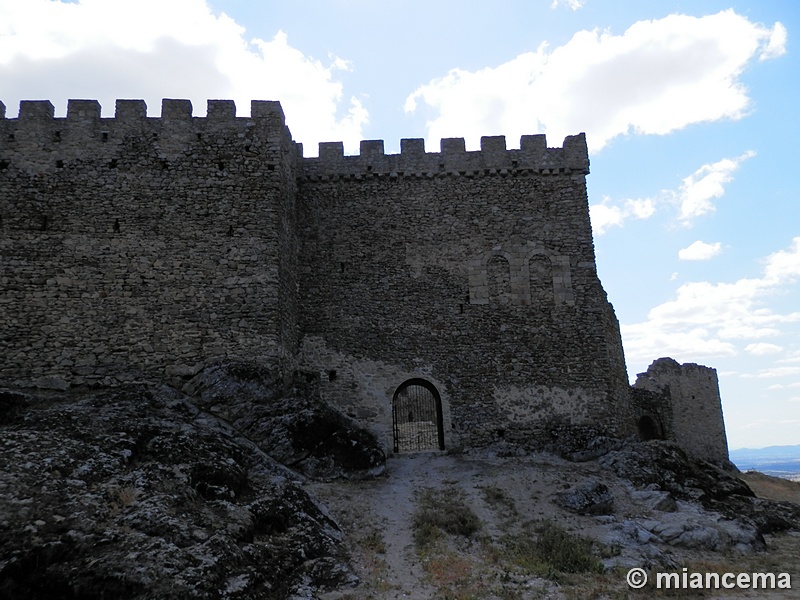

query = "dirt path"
[[311, 453, 445, 598], [368, 454, 439, 599], [309, 450, 593, 598], [310, 451, 800, 599], [310, 451, 549, 598]]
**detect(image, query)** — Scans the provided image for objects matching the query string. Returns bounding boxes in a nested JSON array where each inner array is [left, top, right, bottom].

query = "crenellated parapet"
[[299, 133, 588, 180], [0, 99, 292, 174], [0, 98, 286, 124], [0, 98, 589, 181]]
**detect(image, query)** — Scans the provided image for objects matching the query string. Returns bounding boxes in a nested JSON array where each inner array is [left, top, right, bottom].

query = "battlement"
[[0, 98, 285, 123], [0, 99, 294, 175], [0, 99, 287, 152], [299, 133, 589, 179], [0, 99, 588, 179]]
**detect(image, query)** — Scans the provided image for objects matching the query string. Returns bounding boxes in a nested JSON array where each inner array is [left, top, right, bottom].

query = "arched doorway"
[[392, 379, 445, 453], [637, 415, 663, 441]]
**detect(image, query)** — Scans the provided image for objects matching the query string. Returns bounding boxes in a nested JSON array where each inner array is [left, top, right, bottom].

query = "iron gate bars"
[[392, 378, 445, 453]]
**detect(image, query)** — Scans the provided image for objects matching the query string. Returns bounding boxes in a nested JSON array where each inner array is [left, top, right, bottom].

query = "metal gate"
[[392, 379, 444, 453]]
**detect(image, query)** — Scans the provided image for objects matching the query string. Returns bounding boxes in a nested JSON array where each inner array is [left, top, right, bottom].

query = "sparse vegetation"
[[108, 485, 140, 516], [360, 528, 386, 554], [311, 455, 800, 600], [412, 486, 482, 549], [501, 520, 604, 581], [479, 484, 517, 515], [410, 484, 607, 597]]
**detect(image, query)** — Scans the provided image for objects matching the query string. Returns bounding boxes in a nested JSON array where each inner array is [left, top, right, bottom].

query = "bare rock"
[[552, 478, 614, 515], [184, 361, 386, 480], [630, 489, 678, 512], [0, 385, 356, 599], [599, 440, 753, 503], [599, 439, 800, 536]]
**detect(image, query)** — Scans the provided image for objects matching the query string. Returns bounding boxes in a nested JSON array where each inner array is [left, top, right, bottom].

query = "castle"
[[0, 98, 729, 463]]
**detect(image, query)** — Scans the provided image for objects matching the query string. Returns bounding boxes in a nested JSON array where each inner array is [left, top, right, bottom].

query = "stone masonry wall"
[[633, 358, 730, 464], [0, 99, 296, 388], [1, 96, 637, 452], [296, 134, 633, 446]]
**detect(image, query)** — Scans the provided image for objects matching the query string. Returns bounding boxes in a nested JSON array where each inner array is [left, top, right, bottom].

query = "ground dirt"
[[307, 451, 800, 600]]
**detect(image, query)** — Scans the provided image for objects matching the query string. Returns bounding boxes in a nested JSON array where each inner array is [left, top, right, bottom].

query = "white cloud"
[[745, 343, 783, 356], [677, 151, 755, 223], [0, 0, 367, 153], [592, 151, 750, 234], [737, 419, 771, 431], [678, 240, 722, 261], [589, 202, 623, 235], [622, 237, 800, 365], [405, 10, 785, 151], [551, 0, 585, 10], [590, 196, 655, 235], [768, 382, 800, 390], [778, 353, 800, 364], [743, 366, 800, 379], [760, 22, 788, 60], [763, 237, 800, 283]]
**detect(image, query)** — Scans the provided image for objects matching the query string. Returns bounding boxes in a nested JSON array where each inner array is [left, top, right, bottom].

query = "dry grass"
[[478, 484, 518, 515], [738, 471, 800, 504], [412, 486, 482, 549], [412, 488, 607, 598], [107, 485, 140, 516], [314, 456, 800, 600], [498, 520, 605, 584]]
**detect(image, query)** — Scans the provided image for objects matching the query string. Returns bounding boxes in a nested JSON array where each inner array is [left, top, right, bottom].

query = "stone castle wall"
[[0, 99, 298, 388], [295, 134, 633, 447], [2, 97, 643, 450]]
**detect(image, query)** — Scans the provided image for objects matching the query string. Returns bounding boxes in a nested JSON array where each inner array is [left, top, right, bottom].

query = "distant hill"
[[730, 445, 800, 479]]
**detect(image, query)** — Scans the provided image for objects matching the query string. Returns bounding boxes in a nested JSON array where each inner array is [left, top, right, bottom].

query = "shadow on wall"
[[637, 414, 664, 441]]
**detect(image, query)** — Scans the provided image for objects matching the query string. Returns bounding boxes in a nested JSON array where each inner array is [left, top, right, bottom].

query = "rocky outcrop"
[[599, 439, 800, 537], [1, 370, 796, 599], [599, 440, 753, 504], [604, 505, 765, 563], [0, 385, 356, 599], [183, 361, 386, 480], [553, 479, 614, 515]]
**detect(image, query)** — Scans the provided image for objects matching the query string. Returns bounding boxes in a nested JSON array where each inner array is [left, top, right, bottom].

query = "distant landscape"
[[730, 445, 800, 481]]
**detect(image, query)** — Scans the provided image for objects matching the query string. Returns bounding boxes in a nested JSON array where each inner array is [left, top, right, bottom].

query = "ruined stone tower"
[[633, 358, 730, 464]]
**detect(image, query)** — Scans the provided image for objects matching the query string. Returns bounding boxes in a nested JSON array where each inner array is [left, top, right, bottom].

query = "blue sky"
[[1, 0, 798, 449]]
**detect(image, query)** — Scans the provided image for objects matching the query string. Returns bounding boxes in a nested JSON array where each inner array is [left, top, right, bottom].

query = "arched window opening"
[[487, 255, 511, 306], [637, 415, 663, 441], [392, 379, 445, 453]]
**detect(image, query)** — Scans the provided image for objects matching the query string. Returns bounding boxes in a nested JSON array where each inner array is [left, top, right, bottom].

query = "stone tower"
[[633, 358, 730, 465]]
